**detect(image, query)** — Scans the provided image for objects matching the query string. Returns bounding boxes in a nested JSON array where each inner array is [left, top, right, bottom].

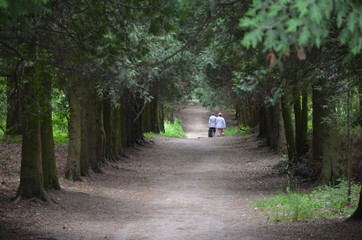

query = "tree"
[[239, 0, 362, 220]]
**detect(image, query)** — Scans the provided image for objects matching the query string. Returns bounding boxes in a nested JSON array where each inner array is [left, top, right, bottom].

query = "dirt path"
[[112, 106, 282, 239], [1, 105, 362, 240]]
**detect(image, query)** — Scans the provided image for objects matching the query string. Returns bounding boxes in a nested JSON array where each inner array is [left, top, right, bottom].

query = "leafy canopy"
[[240, 0, 362, 56]]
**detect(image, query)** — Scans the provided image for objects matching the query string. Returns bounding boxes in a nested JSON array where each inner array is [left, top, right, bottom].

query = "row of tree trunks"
[[236, 98, 258, 128], [64, 84, 165, 181], [239, 78, 343, 185], [16, 43, 59, 201], [142, 96, 164, 134]]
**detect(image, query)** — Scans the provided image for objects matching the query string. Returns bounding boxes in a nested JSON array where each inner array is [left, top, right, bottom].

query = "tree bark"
[[312, 84, 342, 184], [15, 61, 50, 201], [65, 78, 82, 181], [349, 75, 362, 221], [103, 98, 113, 160], [267, 104, 280, 150], [80, 77, 90, 176], [258, 105, 266, 138], [96, 97, 106, 165], [87, 84, 101, 172], [312, 87, 323, 165], [301, 91, 309, 155], [158, 102, 165, 133], [294, 91, 302, 158], [111, 107, 121, 159], [6, 67, 23, 135], [39, 69, 60, 190], [281, 92, 297, 163]]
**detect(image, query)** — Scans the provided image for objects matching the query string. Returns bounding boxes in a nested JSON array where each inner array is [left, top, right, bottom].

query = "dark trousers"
[[208, 127, 216, 137]]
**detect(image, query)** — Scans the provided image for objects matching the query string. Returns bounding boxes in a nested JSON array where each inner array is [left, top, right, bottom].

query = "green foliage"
[[53, 130, 68, 146], [144, 132, 157, 139], [240, 0, 362, 56], [224, 126, 242, 136], [0, 135, 22, 144], [161, 117, 187, 138], [144, 117, 187, 138], [252, 180, 360, 222]]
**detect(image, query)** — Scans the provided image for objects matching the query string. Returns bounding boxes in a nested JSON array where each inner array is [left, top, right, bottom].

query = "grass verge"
[[252, 180, 360, 222], [144, 118, 187, 139]]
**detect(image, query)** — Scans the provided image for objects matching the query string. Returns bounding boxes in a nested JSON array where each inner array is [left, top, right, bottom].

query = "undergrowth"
[[1, 130, 68, 146], [252, 180, 360, 222], [144, 117, 187, 139], [224, 125, 250, 136]]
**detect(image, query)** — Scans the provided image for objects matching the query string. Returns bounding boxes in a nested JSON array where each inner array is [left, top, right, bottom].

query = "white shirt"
[[216, 116, 226, 128], [208, 115, 217, 127]]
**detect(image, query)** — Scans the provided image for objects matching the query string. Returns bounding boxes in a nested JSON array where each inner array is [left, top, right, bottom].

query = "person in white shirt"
[[208, 112, 217, 137], [216, 112, 226, 136]]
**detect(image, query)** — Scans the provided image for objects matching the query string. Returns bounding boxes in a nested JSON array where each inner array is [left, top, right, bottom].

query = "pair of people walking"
[[208, 112, 226, 137]]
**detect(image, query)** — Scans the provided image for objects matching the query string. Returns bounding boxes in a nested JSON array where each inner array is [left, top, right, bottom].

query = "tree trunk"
[[281, 92, 297, 163], [312, 84, 342, 184], [87, 85, 101, 172], [142, 101, 152, 133], [267, 104, 280, 150], [294, 91, 302, 159], [312, 87, 323, 165], [359, 75, 362, 126], [103, 98, 113, 160], [158, 102, 165, 133], [96, 97, 106, 165], [115, 105, 125, 157], [65, 78, 82, 181], [39, 69, 60, 190], [119, 97, 128, 150], [278, 101, 287, 154], [15, 61, 50, 201], [349, 187, 362, 221], [80, 77, 90, 176], [258, 105, 266, 138], [6, 67, 23, 135], [350, 75, 362, 221], [111, 107, 121, 160], [301, 91, 309, 155]]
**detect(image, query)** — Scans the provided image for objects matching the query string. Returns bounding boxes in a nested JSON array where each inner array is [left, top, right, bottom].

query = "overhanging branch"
[[106, 0, 152, 10]]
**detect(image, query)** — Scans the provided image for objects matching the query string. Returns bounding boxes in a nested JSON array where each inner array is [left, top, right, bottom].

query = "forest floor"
[[1, 105, 362, 240]]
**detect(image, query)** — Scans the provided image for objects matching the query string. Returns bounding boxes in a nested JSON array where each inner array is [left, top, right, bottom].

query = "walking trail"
[[1, 105, 361, 240]]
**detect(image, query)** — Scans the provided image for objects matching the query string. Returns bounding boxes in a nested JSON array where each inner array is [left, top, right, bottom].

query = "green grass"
[[144, 132, 157, 139], [252, 180, 360, 222], [161, 118, 187, 138], [144, 118, 187, 139], [224, 125, 250, 136], [0, 135, 22, 144], [0, 128, 68, 146], [53, 128, 69, 146]]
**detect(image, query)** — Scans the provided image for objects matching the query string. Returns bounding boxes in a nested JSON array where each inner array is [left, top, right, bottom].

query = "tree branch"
[[217, 0, 243, 7], [0, 41, 24, 60], [105, 0, 152, 10], [142, 10, 212, 67]]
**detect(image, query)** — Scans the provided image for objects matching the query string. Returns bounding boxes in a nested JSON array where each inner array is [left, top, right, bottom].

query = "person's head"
[[218, 113, 222, 116], [211, 112, 215, 115]]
